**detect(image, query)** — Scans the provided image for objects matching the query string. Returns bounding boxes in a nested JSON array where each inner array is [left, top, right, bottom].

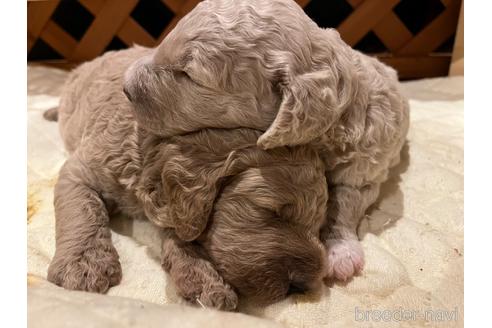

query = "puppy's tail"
[[43, 107, 58, 122]]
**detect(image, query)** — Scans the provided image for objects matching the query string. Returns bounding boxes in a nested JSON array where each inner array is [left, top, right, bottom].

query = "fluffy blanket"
[[27, 65, 463, 328]]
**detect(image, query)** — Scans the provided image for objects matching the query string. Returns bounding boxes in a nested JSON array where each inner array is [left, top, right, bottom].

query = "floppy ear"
[[258, 64, 352, 150], [161, 133, 253, 241]]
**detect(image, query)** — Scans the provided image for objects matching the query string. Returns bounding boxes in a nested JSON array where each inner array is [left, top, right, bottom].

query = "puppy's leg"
[[47, 156, 121, 293], [161, 230, 238, 311], [321, 183, 380, 281]]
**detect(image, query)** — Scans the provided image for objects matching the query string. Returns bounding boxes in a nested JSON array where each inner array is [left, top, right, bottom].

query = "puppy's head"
[[122, 28, 278, 137], [200, 165, 328, 304], [122, 1, 300, 137], [123, 51, 244, 137], [124, 0, 351, 151], [160, 128, 328, 304]]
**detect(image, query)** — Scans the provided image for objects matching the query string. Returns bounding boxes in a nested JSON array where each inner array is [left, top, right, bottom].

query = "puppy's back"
[[58, 46, 152, 153]]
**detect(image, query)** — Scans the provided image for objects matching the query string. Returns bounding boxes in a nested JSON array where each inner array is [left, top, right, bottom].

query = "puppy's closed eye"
[[176, 68, 209, 90], [173, 69, 191, 80]]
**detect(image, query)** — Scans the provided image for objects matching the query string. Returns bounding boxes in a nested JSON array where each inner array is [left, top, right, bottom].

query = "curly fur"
[[123, 0, 410, 282], [48, 47, 329, 309], [48, 0, 410, 309]]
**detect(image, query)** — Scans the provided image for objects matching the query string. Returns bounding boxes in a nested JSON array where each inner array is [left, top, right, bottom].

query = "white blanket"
[[27, 65, 463, 328]]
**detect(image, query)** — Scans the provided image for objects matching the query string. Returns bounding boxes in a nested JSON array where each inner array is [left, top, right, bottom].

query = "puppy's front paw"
[[198, 282, 238, 311], [325, 239, 364, 281], [47, 243, 122, 293], [170, 260, 238, 311]]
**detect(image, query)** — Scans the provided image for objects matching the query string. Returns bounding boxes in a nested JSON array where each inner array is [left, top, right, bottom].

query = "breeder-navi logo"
[[354, 307, 459, 322]]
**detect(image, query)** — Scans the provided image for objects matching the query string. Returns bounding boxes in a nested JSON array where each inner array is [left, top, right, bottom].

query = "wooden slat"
[[295, 0, 312, 7], [449, 1, 463, 76], [373, 12, 413, 52], [27, 0, 459, 80], [40, 21, 78, 58], [27, 34, 36, 52], [338, 0, 399, 46], [440, 0, 455, 7], [378, 55, 451, 79], [158, 16, 181, 42], [80, 0, 155, 48], [157, 0, 202, 42], [346, 0, 413, 52], [78, 0, 105, 13], [397, 2, 461, 55], [27, 0, 60, 51], [162, 0, 184, 13], [346, 0, 364, 6], [175, 0, 203, 20], [118, 18, 156, 47], [70, 0, 139, 61], [27, 1, 60, 36]]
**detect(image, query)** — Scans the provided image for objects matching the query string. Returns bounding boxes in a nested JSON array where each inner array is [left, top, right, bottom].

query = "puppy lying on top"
[[123, 0, 409, 282], [47, 47, 329, 310]]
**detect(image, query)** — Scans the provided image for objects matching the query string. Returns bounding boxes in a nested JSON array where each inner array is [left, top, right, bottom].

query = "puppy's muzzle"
[[123, 54, 155, 103]]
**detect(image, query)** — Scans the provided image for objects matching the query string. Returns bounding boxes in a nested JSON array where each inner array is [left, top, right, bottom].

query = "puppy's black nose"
[[287, 283, 307, 295], [123, 86, 132, 102]]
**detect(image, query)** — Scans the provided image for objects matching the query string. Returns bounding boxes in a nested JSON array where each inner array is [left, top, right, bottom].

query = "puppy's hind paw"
[[47, 244, 122, 293], [325, 239, 364, 281]]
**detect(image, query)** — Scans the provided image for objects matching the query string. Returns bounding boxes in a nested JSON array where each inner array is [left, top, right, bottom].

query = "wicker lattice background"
[[27, 0, 462, 79]]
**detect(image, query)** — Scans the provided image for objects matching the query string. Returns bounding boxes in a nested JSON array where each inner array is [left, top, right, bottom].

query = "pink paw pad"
[[325, 239, 365, 281]]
